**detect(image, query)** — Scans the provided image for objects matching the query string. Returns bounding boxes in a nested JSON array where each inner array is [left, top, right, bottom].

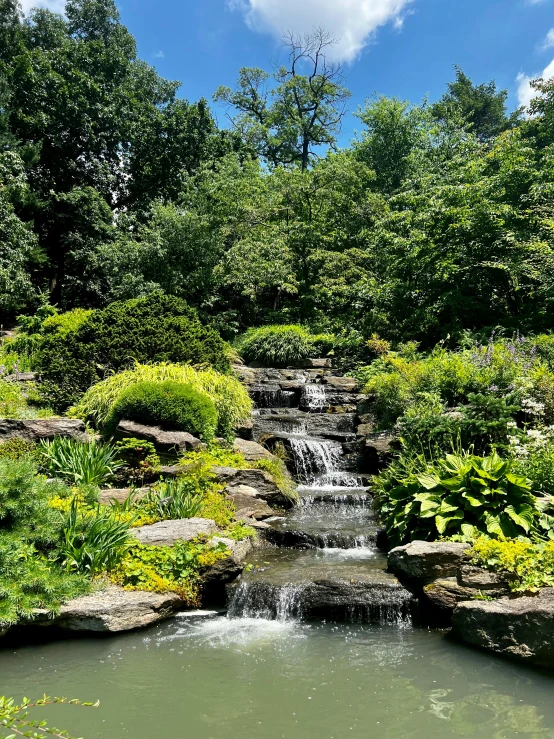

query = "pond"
[[2, 613, 554, 739]]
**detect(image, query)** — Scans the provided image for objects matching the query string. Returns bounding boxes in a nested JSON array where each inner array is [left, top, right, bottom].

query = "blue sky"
[[24, 0, 554, 145]]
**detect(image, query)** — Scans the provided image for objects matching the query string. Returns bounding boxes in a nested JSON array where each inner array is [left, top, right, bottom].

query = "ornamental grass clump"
[[70, 362, 252, 439], [105, 380, 218, 441], [235, 325, 322, 367], [38, 437, 123, 486], [374, 450, 547, 547]]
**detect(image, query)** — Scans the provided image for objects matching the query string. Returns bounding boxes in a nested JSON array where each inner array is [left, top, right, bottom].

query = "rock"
[[388, 540, 471, 580], [99, 488, 134, 505], [356, 422, 375, 436], [32, 587, 182, 633], [133, 518, 217, 546], [233, 438, 275, 462], [359, 432, 396, 473], [279, 379, 307, 390], [453, 589, 554, 669], [114, 420, 203, 455], [289, 358, 332, 369], [0, 418, 87, 444], [457, 565, 512, 591], [234, 419, 254, 440], [5, 372, 36, 382], [226, 485, 275, 520], [422, 578, 479, 626], [323, 376, 358, 392], [212, 466, 292, 508], [201, 536, 255, 605]]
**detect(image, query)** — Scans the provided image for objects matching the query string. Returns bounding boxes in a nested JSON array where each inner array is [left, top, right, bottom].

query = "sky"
[[19, 0, 554, 145]]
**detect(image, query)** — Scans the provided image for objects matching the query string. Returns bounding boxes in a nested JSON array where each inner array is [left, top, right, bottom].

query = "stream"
[[2, 367, 554, 738]]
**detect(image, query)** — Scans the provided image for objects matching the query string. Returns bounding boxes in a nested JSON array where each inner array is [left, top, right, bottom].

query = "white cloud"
[[517, 58, 554, 109], [227, 0, 414, 63], [541, 28, 554, 49], [19, 0, 65, 14], [153, 50, 165, 58]]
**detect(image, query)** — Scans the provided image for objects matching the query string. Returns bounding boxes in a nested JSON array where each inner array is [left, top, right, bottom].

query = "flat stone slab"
[[133, 518, 217, 546], [323, 376, 358, 392], [99, 488, 150, 505], [0, 418, 87, 443], [115, 420, 203, 454], [213, 466, 292, 508], [388, 540, 470, 580], [233, 438, 275, 462], [33, 587, 182, 633], [453, 589, 554, 669]]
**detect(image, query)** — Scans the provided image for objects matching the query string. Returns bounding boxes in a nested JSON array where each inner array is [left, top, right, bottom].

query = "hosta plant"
[[374, 451, 546, 547]]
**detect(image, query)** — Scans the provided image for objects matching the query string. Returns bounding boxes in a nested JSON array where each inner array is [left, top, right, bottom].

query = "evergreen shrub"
[[236, 324, 333, 367], [36, 294, 230, 410], [105, 380, 218, 441]]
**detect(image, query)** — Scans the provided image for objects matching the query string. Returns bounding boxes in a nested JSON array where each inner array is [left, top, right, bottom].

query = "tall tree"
[[214, 29, 351, 170], [432, 66, 521, 142]]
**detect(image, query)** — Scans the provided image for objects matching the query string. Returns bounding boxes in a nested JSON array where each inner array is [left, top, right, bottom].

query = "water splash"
[[301, 384, 327, 412], [288, 438, 343, 483], [227, 581, 304, 621]]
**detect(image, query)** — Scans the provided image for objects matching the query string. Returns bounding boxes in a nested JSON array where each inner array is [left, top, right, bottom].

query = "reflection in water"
[[1, 619, 553, 739]]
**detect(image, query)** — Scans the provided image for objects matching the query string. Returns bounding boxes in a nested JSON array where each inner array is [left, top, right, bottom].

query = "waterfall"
[[227, 581, 304, 621], [301, 384, 327, 412], [288, 438, 342, 482]]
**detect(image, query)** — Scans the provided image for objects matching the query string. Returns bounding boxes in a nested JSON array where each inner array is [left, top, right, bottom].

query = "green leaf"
[[504, 504, 534, 533], [485, 514, 504, 537], [462, 492, 485, 507], [435, 510, 463, 534], [461, 523, 477, 539], [416, 473, 441, 490]]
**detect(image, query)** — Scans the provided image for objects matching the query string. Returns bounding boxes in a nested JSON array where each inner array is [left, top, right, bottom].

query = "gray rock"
[[114, 420, 203, 455], [423, 577, 479, 613], [0, 418, 87, 444], [32, 587, 182, 633], [133, 518, 217, 546], [323, 376, 358, 392], [356, 422, 375, 436], [212, 466, 291, 508], [234, 419, 254, 440], [227, 485, 275, 520], [388, 540, 471, 580], [233, 437, 275, 462], [457, 565, 512, 591], [359, 432, 396, 473], [453, 589, 554, 669], [201, 536, 255, 605]]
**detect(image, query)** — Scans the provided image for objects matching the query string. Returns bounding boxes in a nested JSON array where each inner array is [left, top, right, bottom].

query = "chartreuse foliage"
[[235, 325, 333, 367], [109, 539, 230, 604], [469, 538, 554, 592], [374, 451, 546, 547], [36, 294, 230, 410], [70, 362, 252, 440], [105, 381, 217, 441]]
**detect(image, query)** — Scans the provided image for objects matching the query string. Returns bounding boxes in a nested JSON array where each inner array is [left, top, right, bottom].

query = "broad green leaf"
[[416, 473, 441, 490], [461, 523, 477, 539], [462, 493, 484, 507], [485, 514, 504, 537], [435, 510, 463, 534], [504, 504, 534, 533]]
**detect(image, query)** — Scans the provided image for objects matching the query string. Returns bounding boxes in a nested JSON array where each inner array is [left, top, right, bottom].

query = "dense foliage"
[[105, 380, 217, 441], [35, 294, 230, 410], [470, 538, 554, 592], [236, 324, 332, 367], [71, 362, 252, 439], [374, 451, 548, 546]]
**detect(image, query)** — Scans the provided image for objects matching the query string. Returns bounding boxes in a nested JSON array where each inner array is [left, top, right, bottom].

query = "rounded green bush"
[[236, 325, 317, 367], [105, 381, 218, 441], [35, 294, 230, 410]]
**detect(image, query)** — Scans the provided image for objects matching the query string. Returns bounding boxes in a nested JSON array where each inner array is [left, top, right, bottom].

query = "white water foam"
[[159, 617, 305, 648]]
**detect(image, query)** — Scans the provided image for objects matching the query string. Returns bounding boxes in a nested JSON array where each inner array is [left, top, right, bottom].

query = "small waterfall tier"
[[228, 361, 415, 625]]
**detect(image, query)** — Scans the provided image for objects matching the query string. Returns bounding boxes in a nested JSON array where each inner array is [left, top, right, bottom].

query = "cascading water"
[[228, 367, 415, 625]]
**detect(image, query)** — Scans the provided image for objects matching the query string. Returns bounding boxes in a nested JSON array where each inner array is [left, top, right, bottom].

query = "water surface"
[[2, 616, 554, 739]]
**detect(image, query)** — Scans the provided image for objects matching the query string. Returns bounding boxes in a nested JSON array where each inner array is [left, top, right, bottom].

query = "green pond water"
[[2, 615, 554, 739]]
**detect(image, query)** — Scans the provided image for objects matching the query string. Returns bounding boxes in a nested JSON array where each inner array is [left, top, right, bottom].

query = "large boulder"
[[388, 540, 471, 581], [0, 418, 87, 444], [226, 484, 275, 520], [133, 518, 217, 546], [212, 466, 293, 508], [323, 376, 358, 392], [453, 589, 554, 669], [32, 587, 182, 633], [233, 438, 275, 462], [114, 420, 203, 455]]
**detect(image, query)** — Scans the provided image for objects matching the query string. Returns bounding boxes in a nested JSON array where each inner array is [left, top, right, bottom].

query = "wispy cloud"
[[153, 50, 165, 58], [19, 0, 65, 14], [517, 58, 554, 109], [226, 0, 414, 63], [540, 28, 554, 49]]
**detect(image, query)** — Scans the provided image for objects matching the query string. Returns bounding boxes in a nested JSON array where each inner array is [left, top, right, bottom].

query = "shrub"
[[0, 379, 29, 418], [38, 437, 123, 486], [105, 380, 217, 441], [70, 362, 252, 439], [114, 437, 160, 482], [109, 539, 229, 603], [469, 537, 554, 592], [0, 457, 67, 546], [374, 450, 546, 547], [36, 293, 230, 410], [0, 437, 36, 461], [236, 325, 316, 367], [59, 500, 133, 575]]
